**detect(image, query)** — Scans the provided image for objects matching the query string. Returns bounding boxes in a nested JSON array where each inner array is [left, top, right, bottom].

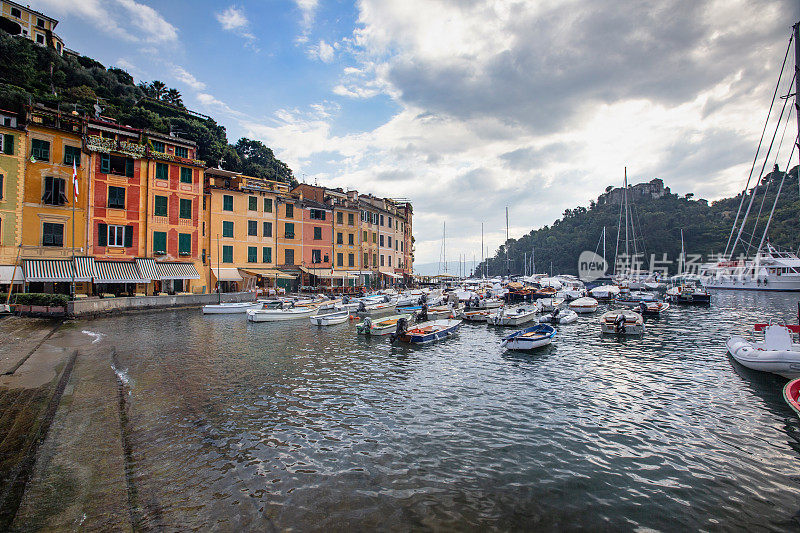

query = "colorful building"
[[275, 194, 302, 277], [0, 108, 24, 290], [0, 1, 65, 55]]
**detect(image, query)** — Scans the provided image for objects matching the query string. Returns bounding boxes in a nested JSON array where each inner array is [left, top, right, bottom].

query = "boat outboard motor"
[[638, 302, 647, 315], [358, 301, 367, 313], [615, 313, 626, 334], [362, 316, 372, 332], [390, 317, 408, 344], [383, 295, 390, 303], [342, 295, 350, 305], [417, 303, 429, 323]]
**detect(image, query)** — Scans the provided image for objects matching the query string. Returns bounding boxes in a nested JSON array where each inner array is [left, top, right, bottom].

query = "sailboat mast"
[[680, 228, 685, 276], [481, 222, 484, 279], [602, 226, 606, 269], [443, 222, 447, 273], [795, 22, 800, 183], [505, 207, 510, 278], [624, 167, 630, 274]]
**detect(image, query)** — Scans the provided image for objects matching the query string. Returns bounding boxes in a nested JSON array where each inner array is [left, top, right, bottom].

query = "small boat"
[[486, 306, 538, 326], [501, 324, 556, 351], [464, 297, 504, 310], [726, 324, 800, 378], [615, 290, 658, 306], [666, 284, 711, 304], [390, 318, 462, 344], [202, 301, 260, 314], [357, 314, 413, 336], [589, 284, 620, 301], [247, 306, 318, 322], [600, 310, 645, 335], [533, 286, 557, 299], [309, 309, 350, 326], [569, 296, 599, 314], [459, 309, 492, 322], [536, 297, 564, 312], [356, 301, 397, 317], [539, 308, 578, 324], [637, 301, 670, 316], [783, 377, 800, 417]]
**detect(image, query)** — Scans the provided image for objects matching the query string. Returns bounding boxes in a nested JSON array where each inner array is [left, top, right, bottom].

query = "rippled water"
[[87, 291, 800, 530]]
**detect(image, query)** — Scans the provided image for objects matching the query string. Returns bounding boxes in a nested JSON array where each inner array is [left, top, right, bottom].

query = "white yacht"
[[700, 244, 800, 291]]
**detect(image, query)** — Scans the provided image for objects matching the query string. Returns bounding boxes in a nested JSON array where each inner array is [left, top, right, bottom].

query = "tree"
[[165, 88, 183, 107], [150, 80, 166, 100]]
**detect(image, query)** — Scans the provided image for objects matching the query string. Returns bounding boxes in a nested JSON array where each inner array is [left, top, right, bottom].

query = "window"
[[1, 133, 13, 154], [31, 139, 50, 161], [348, 213, 354, 226], [285, 204, 294, 218], [248, 196, 257, 211], [100, 224, 129, 247], [180, 167, 192, 184], [285, 249, 294, 265], [388, 236, 392, 248], [372, 213, 378, 225], [175, 146, 188, 158], [379, 235, 384, 247], [310, 209, 326, 220], [0, 174, 3, 199], [222, 245, 233, 263], [153, 231, 166, 253], [389, 256, 392, 267], [222, 221, 234, 238], [203, 196, 206, 209], [372, 233, 376, 244], [380, 215, 384, 226], [363, 231, 367, 242], [313, 227, 322, 240], [179, 198, 192, 219], [156, 162, 169, 180], [388, 216, 392, 227], [108, 186, 125, 209], [348, 233, 354, 245], [263, 221, 272, 237], [37, 18, 45, 28], [36, 34, 44, 45], [380, 255, 385, 266], [248, 220, 258, 236], [348, 253, 354, 267], [202, 222, 205, 236], [363, 253, 368, 267], [312, 249, 322, 263], [373, 254, 377, 267], [202, 248, 206, 264], [337, 212, 343, 224], [285, 222, 295, 239], [223, 195, 233, 211], [101, 154, 133, 177], [264, 198, 273, 212], [10, 7, 21, 17], [42, 222, 63, 246], [248, 246, 257, 263], [154, 195, 168, 217], [151, 140, 165, 153], [337, 253, 343, 267], [63, 145, 81, 166], [401, 241, 404, 252], [262, 247, 272, 263], [42, 176, 66, 205], [336, 232, 343, 245]]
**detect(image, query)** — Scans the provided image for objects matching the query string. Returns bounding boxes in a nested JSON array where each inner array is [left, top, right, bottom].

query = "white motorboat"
[[486, 306, 538, 326], [539, 308, 578, 324], [202, 301, 260, 314], [600, 310, 645, 335], [356, 301, 397, 317], [309, 309, 350, 326], [501, 324, 556, 351], [589, 285, 620, 300], [356, 314, 413, 336], [569, 297, 599, 314], [536, 297, 564, 312], [247, 306, 318, 322], [727, 324, 800, 378], [464, 297, 504, 310], [390, 318, 462, 344], [459, 309, 492, 322]]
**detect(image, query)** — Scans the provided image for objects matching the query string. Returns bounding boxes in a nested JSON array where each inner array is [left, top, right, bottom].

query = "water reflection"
[[87, 292, 800, 530]]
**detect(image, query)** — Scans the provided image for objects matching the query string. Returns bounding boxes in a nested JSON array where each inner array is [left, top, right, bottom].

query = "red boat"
[[783, 378, 800, 417]]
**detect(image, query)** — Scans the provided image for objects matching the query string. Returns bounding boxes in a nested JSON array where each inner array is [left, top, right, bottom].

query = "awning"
[[380, 270, 402, 279], [299, 266, 358, 279], [23, 259, 76, 282], [94, 261, 149, 284], [239, 268, 297, 280], [135, 258, 159, 280], [211, 267, 242, 281], [156, 262, 200, 280], [0, 265, 24, 284], [73, 256, 96, 282]]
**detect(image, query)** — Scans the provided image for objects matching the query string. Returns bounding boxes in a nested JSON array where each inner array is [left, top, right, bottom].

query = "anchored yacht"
[[700, 244, 800, 291]]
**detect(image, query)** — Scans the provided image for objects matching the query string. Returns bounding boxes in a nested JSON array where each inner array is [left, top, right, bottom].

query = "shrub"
[[9, 293, 70, 306]]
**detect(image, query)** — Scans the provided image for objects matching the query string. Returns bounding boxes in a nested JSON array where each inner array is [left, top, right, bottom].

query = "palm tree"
[[165, 88, 183, 107], [150, 80, 167, 100], [137, 81, 154, 98]]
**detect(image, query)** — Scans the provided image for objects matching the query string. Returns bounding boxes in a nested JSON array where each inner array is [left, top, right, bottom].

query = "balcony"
[[86, 135, 146, 158]]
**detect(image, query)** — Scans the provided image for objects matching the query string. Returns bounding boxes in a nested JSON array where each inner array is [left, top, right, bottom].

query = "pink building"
[[299, 199, 332, 270]]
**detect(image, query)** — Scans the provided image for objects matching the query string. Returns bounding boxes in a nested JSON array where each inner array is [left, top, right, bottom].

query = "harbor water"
[[85, 291, 800, 530]]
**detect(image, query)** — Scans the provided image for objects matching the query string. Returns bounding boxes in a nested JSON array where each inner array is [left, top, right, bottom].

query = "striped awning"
[[299, 266, 357, 279], [135, 258, 159, 280], [73, 256, 96, 282], [211, 267, 242, 281], [94, 261, 149, 284], [238, 268, 297, 280], [157, 262, 200, 280], [0, 265, 24, 284], [23, 259, 76, 282], [379, 269, 402, 279]]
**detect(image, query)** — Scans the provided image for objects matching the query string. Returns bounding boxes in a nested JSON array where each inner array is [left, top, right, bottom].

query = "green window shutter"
[[3, 134, 14, 154], [100, 154, 110, 173], [124, 226, 133, 247], [179, 198, 191, 219], [153, 231, 166, 253], [223, 195, 233, 211], [222, 246, 233, 263], [156, 162, 168, 180], [180, 167, 192, 183], [248, 196, 257, 211], [125, 158, 134, 177], [263, 221, 272, 237], [248, 220, 257, 236], [222, 221, 233, 238], [285, 222, 294, 238], [285, 204, 293, 218], [248, 246, 257, 263], [154, 195, 167, 216], [179, 233, 191, 254], [263, 246, 271, 263], [264, 198, 272, 212], [98, 223, 107, 246]]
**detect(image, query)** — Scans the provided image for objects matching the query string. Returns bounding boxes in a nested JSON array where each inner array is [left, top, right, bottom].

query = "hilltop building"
[[0, 0, 64, 55], [597, 178, 670, 206]]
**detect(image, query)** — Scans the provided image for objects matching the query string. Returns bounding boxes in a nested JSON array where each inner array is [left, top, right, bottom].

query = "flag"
[[72, 160, 78, 203]]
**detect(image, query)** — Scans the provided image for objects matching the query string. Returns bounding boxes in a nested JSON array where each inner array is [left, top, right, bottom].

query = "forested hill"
[[0, 32, 294, 185], [479, 167, 800, 277]]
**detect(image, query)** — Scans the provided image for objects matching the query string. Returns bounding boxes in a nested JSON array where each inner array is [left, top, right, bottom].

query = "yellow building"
[[204, 168, 290, 292], [0, 108, 25, 290], [20, 106, 89, 294], [0, 1, 65, 55]]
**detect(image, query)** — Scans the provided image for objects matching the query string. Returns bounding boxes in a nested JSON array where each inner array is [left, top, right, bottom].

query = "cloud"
[[308, 40, 335, 62], [215, 5, 257, 49], [172, 65, 206, 91], [294, 0, 319, 42], [116, 0, 178, 43]]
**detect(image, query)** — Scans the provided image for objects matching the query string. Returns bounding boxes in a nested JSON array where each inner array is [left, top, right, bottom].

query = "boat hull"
[[783, 378, 800, 417], [357, 314, 412, 336], [202, 302, 259, 314], [396, 319, 462, 344], [501, 324, 556, 351], [309, 311, 350, 326], [247, 308, 317, 322], [726, 336, 800, 378], [600, 311, 645, 335]]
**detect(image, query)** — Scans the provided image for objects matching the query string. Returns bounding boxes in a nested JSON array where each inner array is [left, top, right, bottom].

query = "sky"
[[31, 0, 800, 268]]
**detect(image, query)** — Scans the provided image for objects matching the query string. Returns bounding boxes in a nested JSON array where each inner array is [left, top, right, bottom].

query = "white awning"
[[380, 270, 402, 279], [0, 265, 24, 284], [94, 261, 149, 284], [135, 258, 159, 280], [73, 256, 96, 282], [156, 262, 200, 280], [24, 259, 76, 282], [212, 267, 242, 281]]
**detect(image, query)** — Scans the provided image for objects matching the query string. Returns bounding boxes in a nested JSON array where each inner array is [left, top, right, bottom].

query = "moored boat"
[[202, 301, 260, 314], [637, 301, 670, 316], [600, 310, 645, 335], [486, 306, 538, 326], [357, 314, 412, 335], [390, 318, 462, 344], [309, 309, 350, 326], [357, 301, 397, 317], [538, 308, 578, 324], [536, 297, 564, 312], [726, 324, 800, 378], [589, 284, 620, 301], [569, 296, 599, 314], [459, 309, 492, 322], [501, 324, 556, 351], [247, 306, 318, 322], [783, 377, 800, 417]]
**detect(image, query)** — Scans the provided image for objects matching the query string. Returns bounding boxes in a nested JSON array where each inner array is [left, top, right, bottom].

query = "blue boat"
[[501, 324, 556, 350], [390, 319, 462, 344]]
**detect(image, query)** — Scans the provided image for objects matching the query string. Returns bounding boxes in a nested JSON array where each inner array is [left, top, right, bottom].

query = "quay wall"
[[68, 292, 255, 317]]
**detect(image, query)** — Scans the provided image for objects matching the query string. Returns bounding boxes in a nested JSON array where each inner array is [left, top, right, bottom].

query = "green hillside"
[[0, 31, 294, 185], [480, 167, 800, 277]]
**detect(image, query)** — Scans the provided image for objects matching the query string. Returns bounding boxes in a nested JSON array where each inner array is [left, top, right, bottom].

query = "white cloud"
[[308, 40, 335, 62], [172, 65, 206, 91], [294, 0, 319, 42], [116, 0, 178, 43], [215, 5, 257, 49]]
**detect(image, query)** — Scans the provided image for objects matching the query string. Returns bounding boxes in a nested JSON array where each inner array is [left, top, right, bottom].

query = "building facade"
[[0, 1, 65, 54]]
